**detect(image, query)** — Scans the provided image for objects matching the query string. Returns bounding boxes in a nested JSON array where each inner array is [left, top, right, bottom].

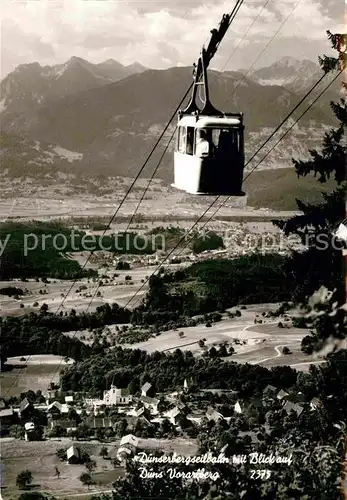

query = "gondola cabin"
[[171, 14, 246, 196], [173, 113, 245, 196]]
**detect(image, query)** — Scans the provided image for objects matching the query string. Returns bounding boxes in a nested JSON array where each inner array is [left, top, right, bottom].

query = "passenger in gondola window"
[[195, 129, 210, 158]]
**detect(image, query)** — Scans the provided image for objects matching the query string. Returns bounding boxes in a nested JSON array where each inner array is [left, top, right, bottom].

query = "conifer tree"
[[275, 32, 346, 303]]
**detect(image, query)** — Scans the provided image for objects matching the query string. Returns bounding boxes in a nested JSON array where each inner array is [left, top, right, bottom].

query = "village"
[[85, 221, 304, 271], [1, 376, 324, 465]]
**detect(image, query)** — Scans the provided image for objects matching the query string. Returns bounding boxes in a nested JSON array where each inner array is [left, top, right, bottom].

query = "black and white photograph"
[[0, 0, 346, 498]]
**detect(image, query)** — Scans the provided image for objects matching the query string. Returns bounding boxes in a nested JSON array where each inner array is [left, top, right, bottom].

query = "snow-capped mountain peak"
[[246, 56, 323, 93]]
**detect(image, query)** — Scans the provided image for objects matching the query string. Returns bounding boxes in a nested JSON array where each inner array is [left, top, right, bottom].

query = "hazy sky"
[[1, 0, 345, 78]]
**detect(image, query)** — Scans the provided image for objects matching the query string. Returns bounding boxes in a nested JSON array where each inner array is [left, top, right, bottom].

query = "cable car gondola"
[[172, 19, 245, 196]]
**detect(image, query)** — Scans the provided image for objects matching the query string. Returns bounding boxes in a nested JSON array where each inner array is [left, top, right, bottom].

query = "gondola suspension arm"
[[182, 1, 243, 116]]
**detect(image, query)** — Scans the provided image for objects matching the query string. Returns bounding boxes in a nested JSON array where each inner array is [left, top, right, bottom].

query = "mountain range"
[[0, 56, 341, 197], [242, 56, 325, 94], [0, 57, 147, 113]]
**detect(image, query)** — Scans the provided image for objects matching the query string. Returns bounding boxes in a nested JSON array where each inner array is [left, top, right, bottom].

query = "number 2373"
[[250, 470, 271, 479]]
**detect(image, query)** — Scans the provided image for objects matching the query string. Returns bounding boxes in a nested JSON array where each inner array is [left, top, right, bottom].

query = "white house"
[[120, 434, 139, 449], [67, 446, 81, 464], [127, 407, 145, 418], [24, 422, 36, 441], [141, 382, 152, 397], [84, 398, 104, 409], [277, 390, 289, 401], [283, 401, 304, 417], [103, 385, 131, 406], [65, 395, 74, 404], [117, 434, 139, 461], [47, 401, 69, 418], [165, 407, 181, 425], [117, 446, 133, 461], [186, 413, 203, 426]]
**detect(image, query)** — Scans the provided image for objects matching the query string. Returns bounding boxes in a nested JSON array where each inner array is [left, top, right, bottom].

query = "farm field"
[[1, 437, 197, 499], [0, 267, 150, 317], [1, 356, 72, 399], [123, 304, 322, 372], [0, 263, 193, 317]]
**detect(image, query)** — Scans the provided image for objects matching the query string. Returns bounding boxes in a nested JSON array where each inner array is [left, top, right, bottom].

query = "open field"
[[123, 304, 322, 372], [1, 355, 72, 399], [1, 439, 123, 499], [0, 262, 194, 316], [1, 437, 197, 499], [0, 267, 150, 316]]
